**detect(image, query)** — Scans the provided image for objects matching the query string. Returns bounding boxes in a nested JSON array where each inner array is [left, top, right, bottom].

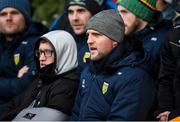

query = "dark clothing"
[[133, 21, 171, 80], [0, 68, 79, 120], [70, 39, 156, 121], [49, 1, 117, 77], [49, 0, 116, 31], [0, 30, 79, 121], [0, 22, 48, 114], [50, 11, 74, 34], [74, 34, 90, 73], [158, 16, 180, 120]]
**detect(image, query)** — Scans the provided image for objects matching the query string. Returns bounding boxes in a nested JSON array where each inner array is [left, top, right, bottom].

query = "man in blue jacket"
[[117, 0, 171, 81], [70, 9, 156, 121], [51, 0, 102, 74], [0, 0, 47, 115]]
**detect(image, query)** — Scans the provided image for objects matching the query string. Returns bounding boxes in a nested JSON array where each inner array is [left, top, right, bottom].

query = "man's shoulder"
[[24, 22, 48, 41]]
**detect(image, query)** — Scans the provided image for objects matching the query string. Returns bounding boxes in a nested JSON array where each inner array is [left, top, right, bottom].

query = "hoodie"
[[0, 30, 79, 121]]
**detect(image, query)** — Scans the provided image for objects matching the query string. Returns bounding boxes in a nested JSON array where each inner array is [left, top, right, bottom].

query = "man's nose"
[[39, 52, 46, 60], [7, 13, 12, 20], [72, 12, 78, 20]]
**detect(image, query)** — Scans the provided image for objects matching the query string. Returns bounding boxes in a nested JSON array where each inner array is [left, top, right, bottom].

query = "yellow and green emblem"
[[83, 52, 90, 63], [102, 82, 109, 94], [14, 53, 20, 65]]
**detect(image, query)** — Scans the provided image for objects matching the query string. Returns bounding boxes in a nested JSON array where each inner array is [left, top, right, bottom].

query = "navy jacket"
[[70, 42, 156, 120], [74, 34, 90, 74], [133, 21, 171, 80], [0, 22, 47, 113]]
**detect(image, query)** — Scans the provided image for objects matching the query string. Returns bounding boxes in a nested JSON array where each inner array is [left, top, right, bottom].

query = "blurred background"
[[31, 0, 66, 27]]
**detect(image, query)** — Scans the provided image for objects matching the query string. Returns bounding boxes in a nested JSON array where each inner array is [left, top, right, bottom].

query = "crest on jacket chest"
[[83, 52, 90, 63], [14, 53, 20, 65], [102, 82, 109, 95]]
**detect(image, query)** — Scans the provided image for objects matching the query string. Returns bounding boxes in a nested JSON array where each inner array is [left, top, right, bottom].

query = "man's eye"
[[0, 12, 7, 16], [11, 11, 19, 15], [68, 10, 73, 15], [44, 50, 51, 54], [77, 9, 86, 13]]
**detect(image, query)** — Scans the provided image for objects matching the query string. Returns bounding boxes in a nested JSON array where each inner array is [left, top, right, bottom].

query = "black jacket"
[[0, 68, 79, 120], [158, 16, 180, 120], [0, 29, 79, 120]]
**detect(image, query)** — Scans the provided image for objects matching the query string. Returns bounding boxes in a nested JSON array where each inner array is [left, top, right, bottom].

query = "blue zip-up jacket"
[[70, 42, 156, 120], [133, 21, 171, 80], [74, 34, 90, 74], [0, 22, 48, 114]]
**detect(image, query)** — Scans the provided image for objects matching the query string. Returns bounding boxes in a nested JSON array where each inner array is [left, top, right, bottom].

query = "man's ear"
[[113, 41, 118, 48]]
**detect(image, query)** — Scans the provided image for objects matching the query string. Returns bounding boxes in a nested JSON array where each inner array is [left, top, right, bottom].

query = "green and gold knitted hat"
[[117, 0, 157, 22]]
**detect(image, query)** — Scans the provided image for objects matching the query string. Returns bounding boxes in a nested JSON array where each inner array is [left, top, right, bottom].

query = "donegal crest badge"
[[102, 82, 109, 95], [83, 52, 90, 63], [14, 53, 20, 65]]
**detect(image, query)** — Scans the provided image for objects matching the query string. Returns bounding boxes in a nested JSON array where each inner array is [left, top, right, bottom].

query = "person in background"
[[50, 0, 102, 74], [0, 0, 47, 115], [156, 0, 177, 21], [157, 6, 180, 122], [70, 9, 156, 121], [116, 0, 171, 81], [50, 0, 117, 31], [0, 30, 79, 121]]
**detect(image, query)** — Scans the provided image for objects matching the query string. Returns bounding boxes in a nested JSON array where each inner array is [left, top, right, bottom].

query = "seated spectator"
[[117, 0, 171, 81], [0, 0, 47, 115], [50, 0, 103, 74], [0, 30, 79, 121], [50, 0, 117, 31], [157, 7, 180, 122], [156, 0, 177, 20], [70, 9, 156, 121]]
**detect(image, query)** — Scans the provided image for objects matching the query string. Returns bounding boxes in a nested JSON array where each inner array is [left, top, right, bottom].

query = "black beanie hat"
[[0, 0, 31, 24], [86, 9, 125, 43], [67, 0, 102, 15]]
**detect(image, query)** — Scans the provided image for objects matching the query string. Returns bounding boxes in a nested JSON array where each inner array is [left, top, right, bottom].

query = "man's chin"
[[3, 30, 20, 35], [74, 29, 84, 35], [3, 31, 15, 35], [90, 55, 101, 61], [40, 65, 46, 68]]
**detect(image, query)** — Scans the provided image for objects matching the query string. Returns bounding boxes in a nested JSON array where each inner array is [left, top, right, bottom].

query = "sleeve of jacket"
[[0, 80, 40, 120], [69, 86, 82, 120], [0, 91, 26, 120], [46, 79, 79, 116], [107, 77, 156, 120], [158, 31, 176, 112], [0, 75, 35, 99], [0, 37, 36, 99]]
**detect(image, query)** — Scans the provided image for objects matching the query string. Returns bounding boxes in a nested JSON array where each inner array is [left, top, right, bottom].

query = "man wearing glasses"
[[0, 30, 79, 121]]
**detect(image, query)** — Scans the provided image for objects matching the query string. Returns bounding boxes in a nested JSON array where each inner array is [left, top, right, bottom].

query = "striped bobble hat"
[[117, 0, 157, 22]]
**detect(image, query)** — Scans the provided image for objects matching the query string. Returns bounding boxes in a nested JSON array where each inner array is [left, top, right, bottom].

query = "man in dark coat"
[[70, 9, 156, 121], [0, 0, 47, 115], [117, 0, 171, 81], [0, 30, 79, 121], [51, 0, 102, 74], [157, 6, 180, 121]]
